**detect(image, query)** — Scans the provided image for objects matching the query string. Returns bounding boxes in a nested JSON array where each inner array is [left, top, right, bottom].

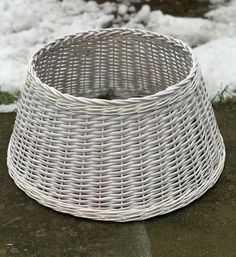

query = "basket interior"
[[34, 31, 193, 99]]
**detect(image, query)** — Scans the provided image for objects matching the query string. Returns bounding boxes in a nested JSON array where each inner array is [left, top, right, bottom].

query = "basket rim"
[[29, 28, 198, 106]]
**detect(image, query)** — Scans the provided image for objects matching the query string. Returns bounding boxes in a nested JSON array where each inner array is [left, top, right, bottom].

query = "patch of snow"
[[209, 0, 227, 4], [0, 103, 17, 113], [127, 8, 236, 47], [206, 0, 236, 24], [132, 5, 151, 25], [195, 37, 236, 99], [128, 5, 136, 13], [118, 4, 128, 16], [102, 2, 117, 15], [1, 0, 236, 112]]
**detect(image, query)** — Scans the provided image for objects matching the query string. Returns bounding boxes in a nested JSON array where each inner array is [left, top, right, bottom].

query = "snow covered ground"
[[0, 0, 236, 112]]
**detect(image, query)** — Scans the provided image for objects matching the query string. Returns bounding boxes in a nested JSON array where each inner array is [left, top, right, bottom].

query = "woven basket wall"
[[7, 28, 225, 222]]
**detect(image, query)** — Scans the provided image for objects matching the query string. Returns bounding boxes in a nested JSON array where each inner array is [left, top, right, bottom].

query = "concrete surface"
[[0, 104, 235, 257]]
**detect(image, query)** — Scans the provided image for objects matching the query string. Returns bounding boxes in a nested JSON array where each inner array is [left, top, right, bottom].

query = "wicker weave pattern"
[[8, 28, 225, 222]]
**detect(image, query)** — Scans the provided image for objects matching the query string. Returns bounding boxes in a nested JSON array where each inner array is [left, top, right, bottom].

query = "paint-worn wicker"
[[7, 28, 225, 222]]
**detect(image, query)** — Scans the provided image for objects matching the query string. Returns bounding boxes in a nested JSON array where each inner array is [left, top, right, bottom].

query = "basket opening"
[[34, 31, 193, 99]]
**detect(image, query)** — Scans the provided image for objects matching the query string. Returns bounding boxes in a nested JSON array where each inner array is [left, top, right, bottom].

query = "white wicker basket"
[[7, 28, 225, 222]]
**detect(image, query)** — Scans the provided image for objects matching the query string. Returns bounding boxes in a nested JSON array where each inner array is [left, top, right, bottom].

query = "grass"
[[0, 91, 19, 105]]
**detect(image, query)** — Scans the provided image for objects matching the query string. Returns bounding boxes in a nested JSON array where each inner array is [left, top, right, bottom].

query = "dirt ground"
[[94, 0, 211, 17], [0, 103, 235, 257]]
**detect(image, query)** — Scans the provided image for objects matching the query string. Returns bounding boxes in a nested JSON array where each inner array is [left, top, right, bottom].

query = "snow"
[[0, 0, 236, 112], [0, 103, 17, 113], [194, 37, 236, 99], [127, 5, 236, 47], [118, 4, 128, 16], [129, 9, 213, 46], [132, 5, 151, 25], [0, 0, 115, 94], [209, 0, 227, 4], [206, 0, 236, 24]]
